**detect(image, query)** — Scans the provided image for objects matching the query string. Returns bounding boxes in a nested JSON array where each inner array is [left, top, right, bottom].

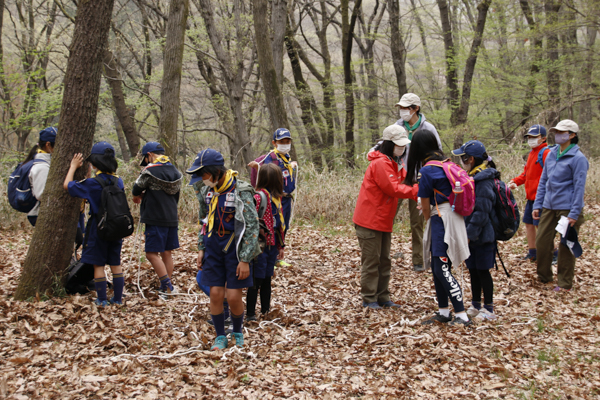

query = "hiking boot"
[[413, 264, 425, 272], [211, 335, 228, 351], [379, 301, 401, 308], [449, 316, 473, 326], [362, 302, 382, 310], [232, 332, 244, 347], [466, 305, 480, 318], [94, 299, 109, 307], [474, 309, 498, 321], [421, 312, 452, 325], [158, 286, 178, 300], [109, 297, 123, 306]]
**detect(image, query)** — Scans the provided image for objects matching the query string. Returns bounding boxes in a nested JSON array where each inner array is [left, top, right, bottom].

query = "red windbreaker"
[[353, 151, 418, 233], [512, 143, 549, 201]]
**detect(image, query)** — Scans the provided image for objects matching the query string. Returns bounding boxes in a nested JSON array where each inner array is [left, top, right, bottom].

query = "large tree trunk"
[[159, 0, 189, 165], [0, 0, 16, 138], [103, 50, 140, 158], [271, 0, 287, 87], [519, 0, 543, 124], [437, 0, 459, 121], [387, 0, 407, 98], [545, 0, 561, 129], [409, 0, 435, 94], [15, 0, 115, 300]]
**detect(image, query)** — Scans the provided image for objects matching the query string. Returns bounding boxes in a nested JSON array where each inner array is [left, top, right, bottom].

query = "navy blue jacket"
[[465, 168, 499, 245]]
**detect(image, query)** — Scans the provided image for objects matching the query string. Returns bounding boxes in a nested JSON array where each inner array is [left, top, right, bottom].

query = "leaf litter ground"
[[1, 212, 600, 399]]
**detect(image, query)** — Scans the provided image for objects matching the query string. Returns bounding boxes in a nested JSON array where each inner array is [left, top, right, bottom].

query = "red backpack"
[[424, 159, 476, 217]]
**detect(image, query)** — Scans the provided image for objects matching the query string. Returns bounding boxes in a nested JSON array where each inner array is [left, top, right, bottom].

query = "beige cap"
[[396, 93, 421, 108], [549, 119, 579, 134], [382, 124, 411, 146]]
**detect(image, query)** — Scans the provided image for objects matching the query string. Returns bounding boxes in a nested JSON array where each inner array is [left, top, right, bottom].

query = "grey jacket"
[[28, 153, 51, 217], [395, 113, 442, 160]]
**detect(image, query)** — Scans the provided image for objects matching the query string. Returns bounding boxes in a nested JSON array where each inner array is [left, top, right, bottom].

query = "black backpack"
[[94, 176, 134, 241], [492, 179, 520, 241], [65, 257, 95, 295]]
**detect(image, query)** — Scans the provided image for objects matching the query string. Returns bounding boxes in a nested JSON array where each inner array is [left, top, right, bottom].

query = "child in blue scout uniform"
[[452, 140, 499, 321], [186, 149, 261, 350], [132, 142, 183, 298], [63, 142, 125, 306], [248, 128, 297, 232], [246, 163, 286, 321], [404, 130, 471, 326], [25, 127, 57, 226]]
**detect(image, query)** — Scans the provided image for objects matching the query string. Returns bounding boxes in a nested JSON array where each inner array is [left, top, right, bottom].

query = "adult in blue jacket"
[[533, 119, 588, 291], [453, 140, 499, 321]]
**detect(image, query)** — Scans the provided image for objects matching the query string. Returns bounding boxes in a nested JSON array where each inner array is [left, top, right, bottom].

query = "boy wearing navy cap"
[[187, 149, 261, 350], [27, 127, 57, 226], [248, 128, 297, 233], [133, 141, 183, 299]]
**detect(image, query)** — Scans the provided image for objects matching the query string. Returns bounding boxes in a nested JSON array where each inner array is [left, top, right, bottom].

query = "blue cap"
[[452, 140, 487, 159], [561, 225, 582, 258], [185, 148, 225, 185], [90, 141, 115, 155], [525, 124, 547, 137], [140, 141, 165, 166], [273, 128, 292, 141], [39, 127, 57, 143]]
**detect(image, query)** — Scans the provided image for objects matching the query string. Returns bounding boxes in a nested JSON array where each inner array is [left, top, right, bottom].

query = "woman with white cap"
[[532, 119, 588, 292], [353, 125, 418, 309]]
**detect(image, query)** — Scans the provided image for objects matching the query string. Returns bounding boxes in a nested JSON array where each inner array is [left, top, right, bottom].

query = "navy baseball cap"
[[39, 127, 57, 143], [273, 128, 292, 141], [452, 140, 487, 159], [140, 141, 165, 166], [525, 124, 547, 137], [185, 148, 225, 185], [561, 225, 583, 258], [90, 141, 115, 155]]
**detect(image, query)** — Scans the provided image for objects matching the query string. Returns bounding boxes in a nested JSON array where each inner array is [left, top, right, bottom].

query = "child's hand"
[[278, 248, 285, 260], [197, 250, 204, 269], [71, 153, 84, 169], [133, 194, 144, 204], [247, 161, 259, 169], [291, 161, 298, 168], [508, 181, 517, 190], [236, 261, 250, 280]]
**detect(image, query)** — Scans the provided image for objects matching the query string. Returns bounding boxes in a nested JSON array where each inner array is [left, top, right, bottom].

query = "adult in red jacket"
[[353, 125, 418, 309], [508, 125, 550, 261]]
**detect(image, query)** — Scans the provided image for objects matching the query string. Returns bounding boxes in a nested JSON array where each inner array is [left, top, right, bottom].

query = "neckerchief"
[[97, 171, 119, 177], [37, 149, 49, 154], [468, 162, 487, 176], [557, 144, 575, 160], [207, 169, 237, 237], [265, 189, 286, 230], [153, 155, 171, 164], [404, 114, 422, 140], [273, 149, 294, 182]]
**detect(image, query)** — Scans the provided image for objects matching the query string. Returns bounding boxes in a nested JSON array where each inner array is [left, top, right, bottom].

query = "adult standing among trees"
[[353, 125, 418, 309], [533, 120, 588, 292], [394, 93, 442, 272]]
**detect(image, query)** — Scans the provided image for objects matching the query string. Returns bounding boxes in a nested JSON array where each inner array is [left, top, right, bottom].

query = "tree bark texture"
[[271, 0, 288, 87], [437, 0, 459, 121], [519, 0, 543, 124], [159, 0, 189, 165], [103, 50, 140, 158], [545, 0, 561, 129], [387, 0, 407, 99], [15, 0, 116, 300]]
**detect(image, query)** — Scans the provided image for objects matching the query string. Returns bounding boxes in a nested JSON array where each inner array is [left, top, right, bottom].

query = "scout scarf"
[[153, 155, 171, 164], [404, 114, 422, 140], [207, 169, 237, 237], [273, 148, 294, 182], [266, 189, 286, 231], [37, 149, 49, 154], [468, 162, 487, 177]]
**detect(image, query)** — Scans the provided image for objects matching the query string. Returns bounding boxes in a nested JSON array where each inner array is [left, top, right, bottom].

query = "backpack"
[[424, 160, 476, 217], [256, 191, 269, 252], [492, 179, 520, 241], [7, 159, 49, 213], [94, 176, 134, 241], [64, 257, 95, 295], [250, 152, 278, 187], [535, 145, 555, 168]]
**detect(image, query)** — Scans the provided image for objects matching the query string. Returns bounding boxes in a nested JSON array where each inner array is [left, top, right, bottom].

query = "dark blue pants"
[[431, 256, 465, 312]]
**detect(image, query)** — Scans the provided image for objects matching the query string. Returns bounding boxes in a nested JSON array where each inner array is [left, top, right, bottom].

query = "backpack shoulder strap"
[[257, 191, 268, 218], [424, 160, 444, 168], [536, 146, 552, 167]]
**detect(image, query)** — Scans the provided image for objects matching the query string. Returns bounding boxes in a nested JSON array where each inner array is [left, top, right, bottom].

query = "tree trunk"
[[437, 0, 459, 118], [113, 109, 131, 162], [0, 0, 16, 138], [409, 0, 435, 94], [159, 0, 189, 165], [253, 0, 289, 131], [545, 0, 561, 128], [271, 0, 287, 87], [15, 0, 115, 300], [519, 0, 543, 124], [103, 50, 140, 158], [387, 0, 407, 98]]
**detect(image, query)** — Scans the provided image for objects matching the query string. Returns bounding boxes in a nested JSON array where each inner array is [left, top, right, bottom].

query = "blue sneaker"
[[94, 299, 109, 307], [362, 302, 382, 309], [232, 332, 244, 347], [379, 301, 401, 308], [109, 297, 123, 305], [211, 335, 228, 351]]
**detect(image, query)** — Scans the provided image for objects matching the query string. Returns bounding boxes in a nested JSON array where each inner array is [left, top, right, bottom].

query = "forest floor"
[[1, 211, 600, 400]]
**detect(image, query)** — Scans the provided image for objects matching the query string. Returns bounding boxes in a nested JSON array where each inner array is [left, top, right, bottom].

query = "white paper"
[[555, 215, 569, 237]]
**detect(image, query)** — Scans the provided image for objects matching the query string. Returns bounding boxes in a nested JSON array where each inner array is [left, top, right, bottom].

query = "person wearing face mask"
[[132, 141, 183, 299], [186, 149, 261, 350], [532, 120, 588, 292], [353, 125, 419, 309], [248, 128, 298, 235], [394, 93, 442, 273], [508, 125, 550, 262], [24, 127, 57, 226]]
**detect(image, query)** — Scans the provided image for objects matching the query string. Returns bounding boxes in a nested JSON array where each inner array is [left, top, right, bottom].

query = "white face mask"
[[460, 159, 472, 171], [203, 178, 217, 188], [277, 144, 291, 153], [399, 109, 414, 122], [393, 146, 405, 157], [527, 137, 541, 148]]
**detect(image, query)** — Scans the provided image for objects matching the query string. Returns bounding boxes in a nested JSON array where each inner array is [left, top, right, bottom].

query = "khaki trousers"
[[536, 208, 584, 289], [397, 198, 424, 265], [356, 225, 392, 304]]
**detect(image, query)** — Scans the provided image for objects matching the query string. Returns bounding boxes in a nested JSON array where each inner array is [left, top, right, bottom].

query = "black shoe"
[[246, 314, 257, 322], [449, 316, 473, 326], [421, 312, 452, 325], [413, 264, 425, 272]]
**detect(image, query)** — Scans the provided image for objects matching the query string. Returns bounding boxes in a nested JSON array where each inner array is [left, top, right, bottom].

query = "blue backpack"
[[536, 145, 556, 168], [7, 159, 48, 213]]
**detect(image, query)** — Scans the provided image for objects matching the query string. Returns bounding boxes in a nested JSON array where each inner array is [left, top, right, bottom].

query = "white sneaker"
[[158, 286, 178, 300], [475, 308, 498, 321], [466, 305, 480, 318]]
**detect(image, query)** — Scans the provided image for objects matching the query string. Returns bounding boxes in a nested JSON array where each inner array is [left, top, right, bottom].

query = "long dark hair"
[[256, 163, 283, 199], [404, 130, 444, 185], [23, 141, 54, 163], [89, 149, 118, 173], [470, 151, 498, 177], [374, 140, 396, 159]]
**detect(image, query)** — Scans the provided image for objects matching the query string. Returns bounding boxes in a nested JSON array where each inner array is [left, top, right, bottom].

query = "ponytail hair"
[[23, 145, 40, 164], [472, 152, 498, 177], [404, 130, 445, 185]]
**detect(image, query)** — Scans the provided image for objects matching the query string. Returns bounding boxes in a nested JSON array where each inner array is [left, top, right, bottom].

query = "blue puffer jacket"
[[465, 168, 499, 245], [533, 145, 588, 220]]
